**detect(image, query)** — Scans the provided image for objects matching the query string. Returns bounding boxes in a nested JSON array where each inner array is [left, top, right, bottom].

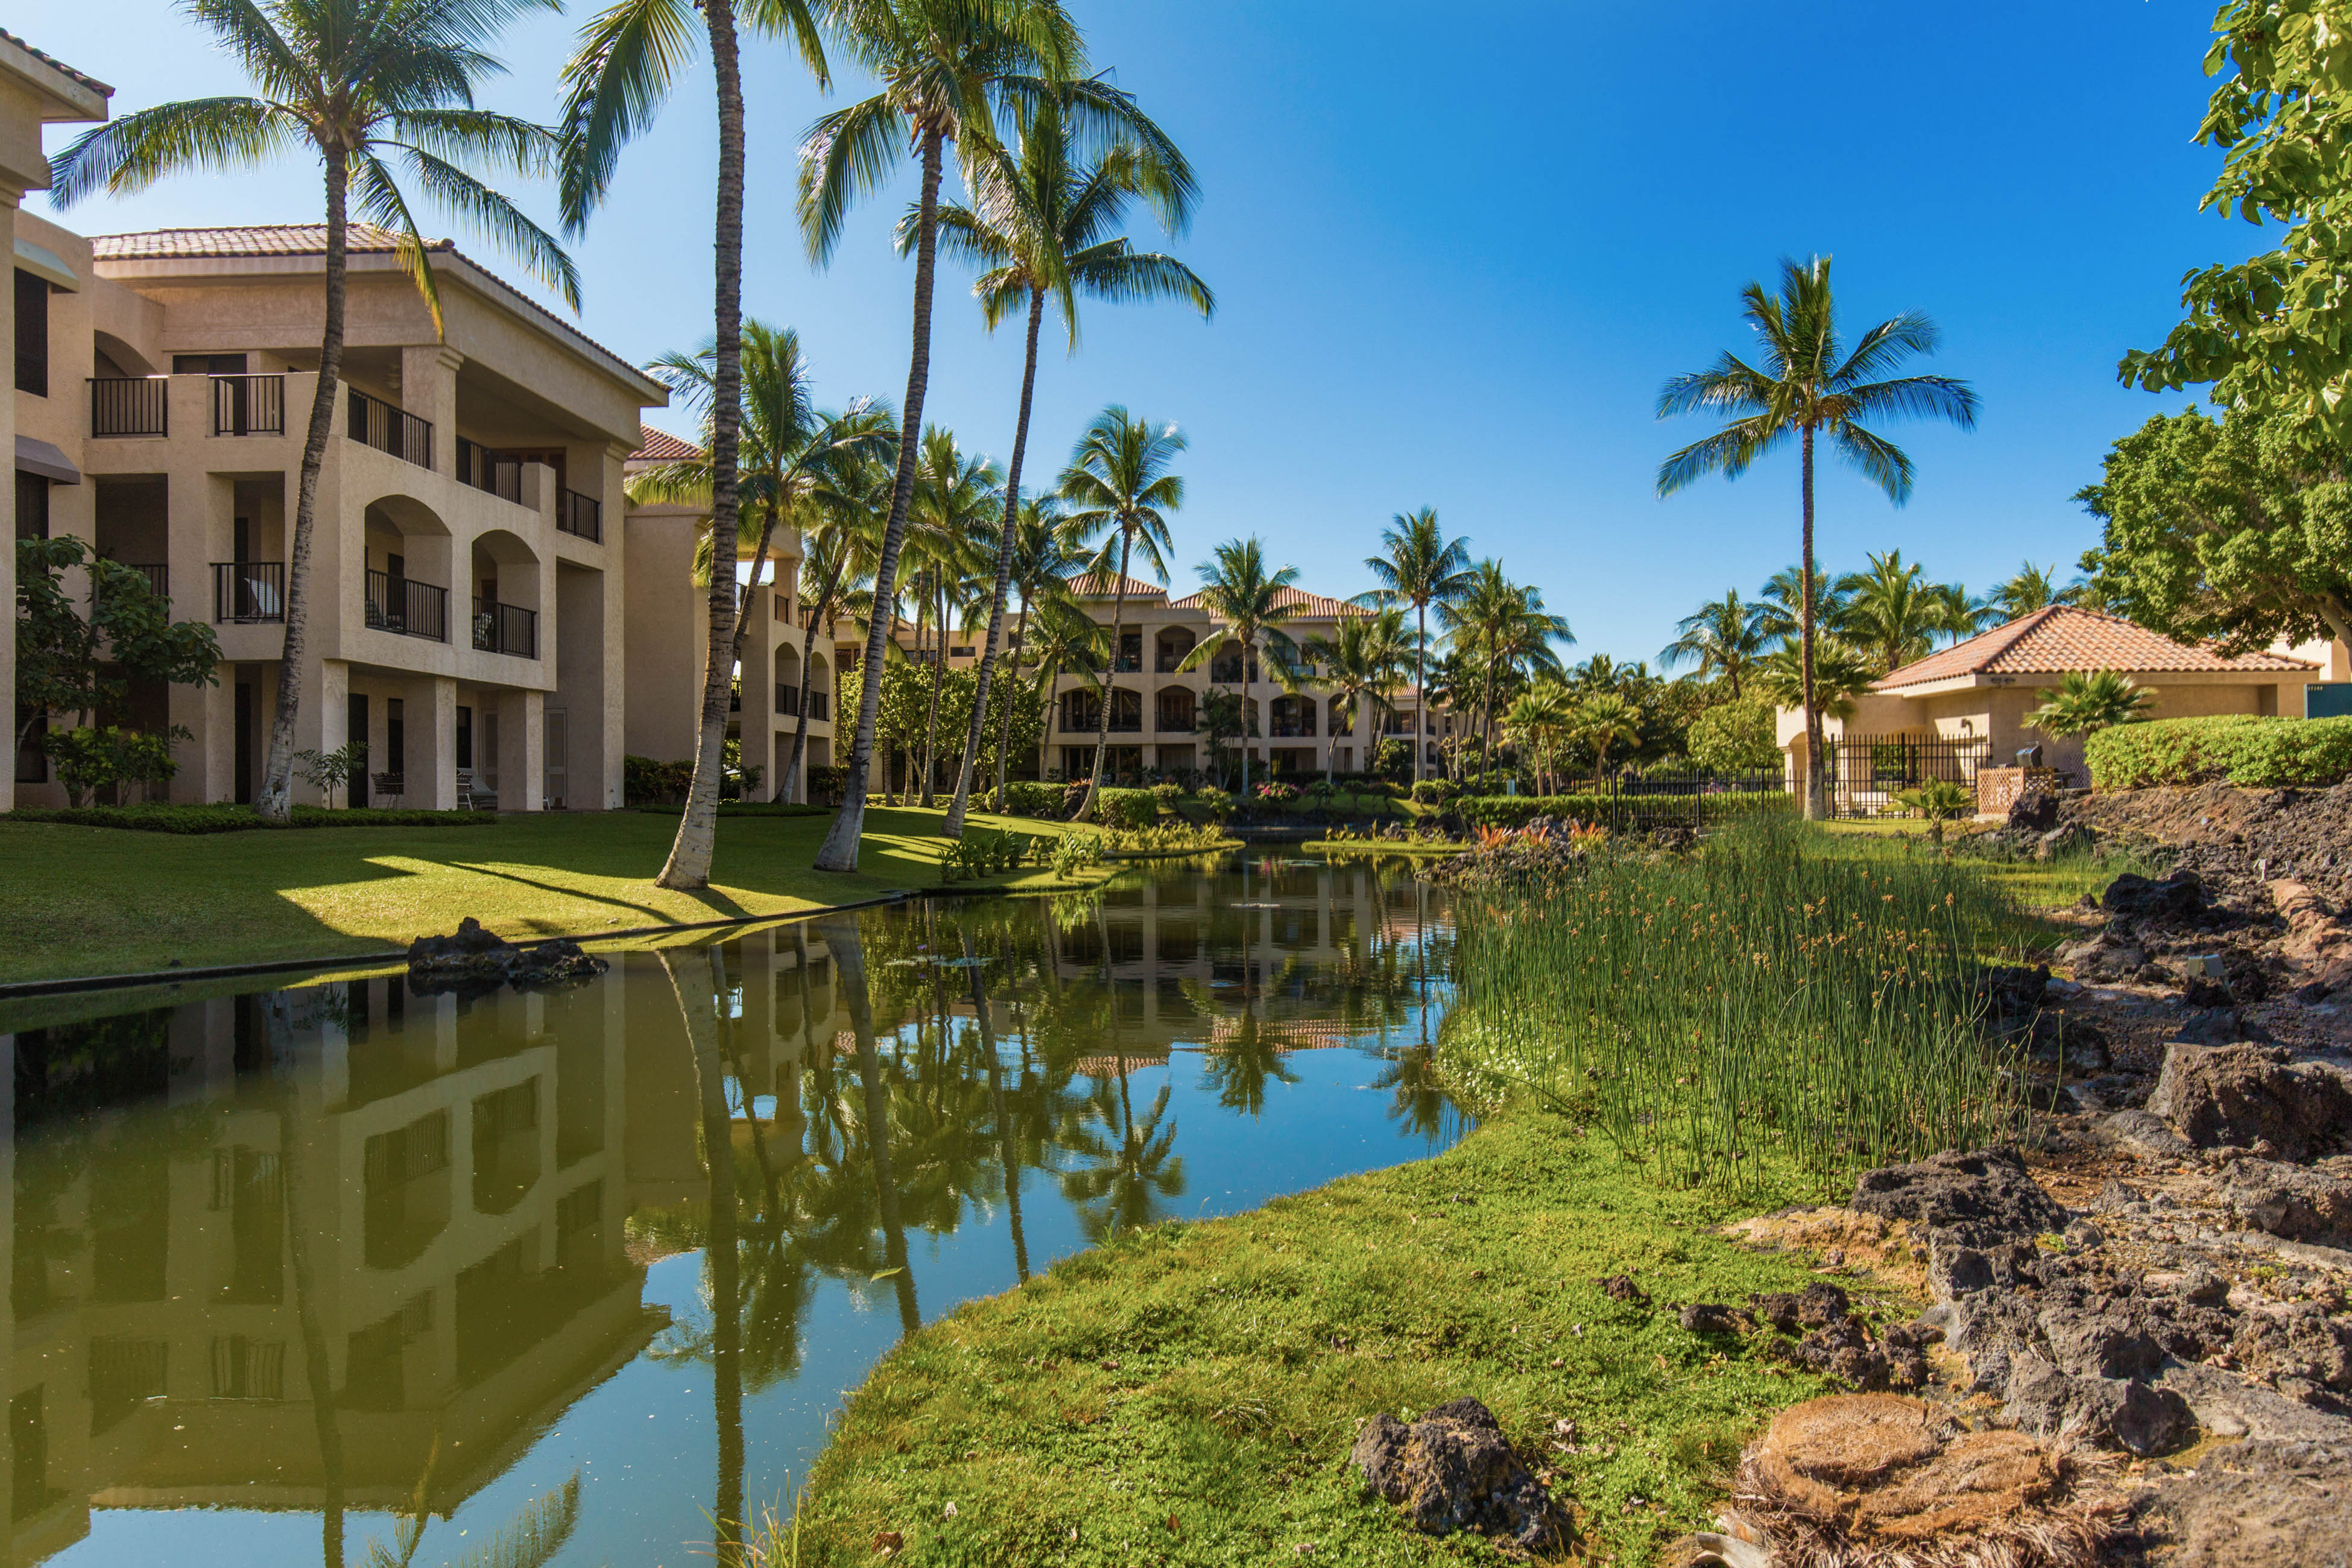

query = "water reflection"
[[0, 853, 1459, 1567]]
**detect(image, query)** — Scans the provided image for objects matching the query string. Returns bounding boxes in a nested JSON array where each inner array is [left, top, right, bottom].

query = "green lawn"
[[787, 1116, 1873, 1567], [0, 805, 1102, 984]]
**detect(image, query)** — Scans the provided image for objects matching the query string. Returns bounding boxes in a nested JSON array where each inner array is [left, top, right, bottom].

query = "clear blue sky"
[[19, 1, 2251, 664]]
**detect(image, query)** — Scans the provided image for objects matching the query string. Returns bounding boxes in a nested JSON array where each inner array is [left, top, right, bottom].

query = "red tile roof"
[[1876, 605, 2316, 691], [0, 29, 112, 96], [631, 425, 703, 461], [1168, 586, 1365, 618], [1066, 572, 1167, 599]]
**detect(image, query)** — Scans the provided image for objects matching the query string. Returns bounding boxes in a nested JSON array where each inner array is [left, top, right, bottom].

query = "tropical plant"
[[1684, 696, 1779, 774], [806, 0, 1181, 872], [1892, 777, 1973, 844], [931, 91, 1209, 836], [1303, 605, 1414, 788], [1176, 537, 1306, 801], [1756, 563, 1850, 645], [52, 0, 577, 822], [1984, 560, 2081, 622], [292, 739, 371, 811], [780, 454, 890, 801], [1358, 507, 1473, 784], [906, 426, 1001, 803], [1060, 406, 1185, 818], [1754, 637, 1876, 722], [1834, 549, 1971, 677], [988, 499, 1085, 810], [1438, 560, 1573, 767], [1656, 255, 1977, 818], [1658, 589, 1769, 697], [14, 537, 221, 767], [2028, 669, 2155, 740], [1571, 691, 1642, 780]]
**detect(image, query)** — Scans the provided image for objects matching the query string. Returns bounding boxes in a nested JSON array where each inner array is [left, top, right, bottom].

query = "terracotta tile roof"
[[0, 29, 112, 96], [1876, 605, 2317, 691], [89, 225, 656, 394], [1066, 571, 1167, 599], [631, 425, 703, 461], [1168, 586, 1366, 618]]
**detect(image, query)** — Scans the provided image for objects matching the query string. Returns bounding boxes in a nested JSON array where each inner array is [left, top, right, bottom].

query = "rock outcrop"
[[1350, 1397, 1567, 1556], [406, 917, 609, 994], [2146, 1043, 2352, 1160]]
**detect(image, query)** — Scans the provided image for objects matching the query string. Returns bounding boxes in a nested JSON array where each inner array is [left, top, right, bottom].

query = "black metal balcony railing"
[[557, 487, 602, 542], [347, 388, 433, 470], [213, 561, 285, 624], [1156, 709, 1197, 733], [213, 374, 286, 436], [807, 690, 829, 721], [90, 376, 168, 438], [121, 563, 169, 601], [472, 598, 538, 659], [1269, 720, 1315, 738], [775, 685, 799, 716], [365, 570, 448, 642]]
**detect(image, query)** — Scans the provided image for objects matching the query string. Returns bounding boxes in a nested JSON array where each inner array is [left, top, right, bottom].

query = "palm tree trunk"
[[832, 919, 920, 1335], [1412, 602, 1427, 787], [992, 592, 1029, 813], [660, 0, 747, 889], [920, 575, 946, 807], [947, 288, 1046, 837], [817, 126, 944, 873], [783, 563, 845, 803], [1076, 545, 1130, 821], [662, 949, 744, 1564], [1240, 632, 1253, 802], [257, 147, 350, 822], [1800, 425, 1826, 823]]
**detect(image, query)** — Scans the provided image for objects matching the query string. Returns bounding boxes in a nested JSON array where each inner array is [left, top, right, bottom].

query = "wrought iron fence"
[[1818, 733, 1992, 821], [346, 387, 433, 470], [365, 571, 448, 642], [472, 598, 538, 659], [557, 487, 602, 542], [212, 373, 285, 435], [89, 376, 168, 437], [212, 561, 284, 624]]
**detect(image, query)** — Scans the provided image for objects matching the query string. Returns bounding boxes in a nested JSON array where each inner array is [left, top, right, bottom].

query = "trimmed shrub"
[[1411, 779, 1459, 805], [1149, 782, 1186, 809], [624, 754, 695, 806], [4, 803, 497, 834], [1001, 781, 1066, 818], [2086, 715, 2352, 789], [1454, 791, 1794, 829], [1190, 786, 1236, 822], [1094, 786, 1160, 830]]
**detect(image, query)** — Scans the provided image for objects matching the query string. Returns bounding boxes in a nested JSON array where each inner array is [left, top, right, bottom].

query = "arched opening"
[[1155, 686, 1196, 732], [1270, 695, 1316, 738], [92, 330, 158, 379], [1155, 627, 1195, 673], [808, 652, 832, 723], [469, 528, 542, 658], [774, 642, 803, 716], [363, 495, 454, 641]]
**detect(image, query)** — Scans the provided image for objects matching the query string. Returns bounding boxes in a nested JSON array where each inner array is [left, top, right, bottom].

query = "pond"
[[0, 853, 1464, 1568]]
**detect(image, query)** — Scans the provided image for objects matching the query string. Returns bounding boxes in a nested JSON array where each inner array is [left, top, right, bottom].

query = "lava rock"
[[1596, 1273, 1649, 1306], [2232, 1306, 2352, 1393], [1680, 1302, 1751, 1335], [2008, 791, 2061, 833], [2147, 1043, 2352, 1160], [2129, 1438, 2352, 1567], [2219, 1160, 2352, 1247], [2002, 1355, 2196, 1456], [1849, 1148, 2070, 1252], [2104, 869, 2206, 921], [1350, 1397, 1567, 1555], [1748, 1283, 1852, 1333], [407, 917, 609, 994], [1979, 963, 2050, 1019]]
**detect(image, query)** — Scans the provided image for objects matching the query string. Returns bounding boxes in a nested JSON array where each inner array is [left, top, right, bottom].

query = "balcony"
[[1269, 719, 1316, 738], [120, 563, 168, 601], [775, 685, 798, 716], [213, 374, 286, 436], [213, 561, 285, 624], [366, 571, 449, 642], [347, 388, 433, 470], [471, 598, 538, 659], [90, 376, 168, 438], [557, 487, 602, 542], [808, 690, 829, 721]]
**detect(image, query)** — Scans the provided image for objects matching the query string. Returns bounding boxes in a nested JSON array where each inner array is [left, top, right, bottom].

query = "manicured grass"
[[0, 805, 1107, 984], [787, 1116, 1884, 1567]]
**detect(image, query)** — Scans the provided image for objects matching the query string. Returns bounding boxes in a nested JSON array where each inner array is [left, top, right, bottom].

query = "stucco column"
[[495, 686, 543, 811], [407, 674, 458, 809], [399, 345, 464, 478], [598, 441, 630, 807]]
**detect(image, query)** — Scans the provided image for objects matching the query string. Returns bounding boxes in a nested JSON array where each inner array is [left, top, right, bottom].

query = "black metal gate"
[[1818, 734, 1991, 820]]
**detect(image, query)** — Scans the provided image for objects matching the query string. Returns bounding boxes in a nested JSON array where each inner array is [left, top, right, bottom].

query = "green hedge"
[[1094, 786, 1160, 830], [1001, 781, 1067, 818], [2086, 715, 2352, 789], [4, 803, 498, 834], [1455, 791, 1795, 829]]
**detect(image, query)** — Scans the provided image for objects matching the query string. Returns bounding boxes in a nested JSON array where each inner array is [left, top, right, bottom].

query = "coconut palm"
[[1502, 681, 1574, 791], [1358, 508, 1474, 784], [52, 0, 578, 823], [1058, 407, 1184, 817], [803, 1, 1189, 871], [1988, 561, 2081, 621], [1657, 255, 1977, 819], [906, 428, 1000, 803], [929, 94, 1211, 836], [1572, 691, 1642, 782], [1303, 605, 1414, 788], [1176, 538, 1307, 801], [1754, 637, 1876, 722], [1756, 563, 1851, 644], [1835, 549, 1970, 677], [780, 444, 894, 801], [562, 0, 829, 882], [1660, 590, 1770, 698], [2028, 669, 2154, 739], [988, 499, 1085, 809], [1440, 562, 1573, 768]]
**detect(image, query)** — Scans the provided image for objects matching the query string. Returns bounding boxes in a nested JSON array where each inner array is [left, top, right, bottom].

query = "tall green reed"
[[1440, 814, 2026, 1196]]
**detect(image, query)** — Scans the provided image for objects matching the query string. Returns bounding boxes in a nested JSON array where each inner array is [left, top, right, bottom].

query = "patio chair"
[[371, 772, 404, 807]]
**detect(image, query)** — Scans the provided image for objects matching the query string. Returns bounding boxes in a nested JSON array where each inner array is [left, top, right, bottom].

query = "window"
[[13, 271, 47, 396], [456, 706, 473, 769], [172, 353, 248, 375], [14, 472, 47, 542]]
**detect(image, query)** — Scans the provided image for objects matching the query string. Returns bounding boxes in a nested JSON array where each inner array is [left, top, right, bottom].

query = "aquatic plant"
[[1441, 814, 2024, 1194]]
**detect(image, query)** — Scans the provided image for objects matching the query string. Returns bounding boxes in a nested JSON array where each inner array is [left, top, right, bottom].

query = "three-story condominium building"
[[13, 209, 666, 812]]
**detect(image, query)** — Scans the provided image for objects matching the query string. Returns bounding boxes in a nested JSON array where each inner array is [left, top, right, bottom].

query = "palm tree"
[[1502, 681, 1573, 792], [1572, 691, 1642, 783], [1359, 508, 1473, 785], [906, 428, 999, 804], [1656, 255, 1977, 820], [1059, 407, 1184, 817], [1755, 636, 1877, 722], [563, 0, 829, 883], [52, 0, 579, 824], [931, 95, 1210, 837], [1023, 596, 1107, 784], [1988, 561, 2079, 621], [1177, 538, 1307, 801], [1757, 563, 1850, 644], [1440, 562, 1573, 771], [803, 0, 1181, 871], [1660, 590, 1769, 697], [990, 500, 1084, 809], [1835, 549, 1969, 677], [2028, 669, 2154, 739], [1304, 605, 1414, 788], [780, 442, 894, 801]]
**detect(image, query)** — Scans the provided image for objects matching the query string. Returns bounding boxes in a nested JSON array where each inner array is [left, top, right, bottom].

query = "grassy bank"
[[0, 805, 1108, 983], [789, 1117, 1868, 1567]]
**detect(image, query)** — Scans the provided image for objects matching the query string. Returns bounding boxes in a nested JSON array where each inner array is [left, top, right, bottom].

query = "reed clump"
[[1440, 813, 2025, 1195]]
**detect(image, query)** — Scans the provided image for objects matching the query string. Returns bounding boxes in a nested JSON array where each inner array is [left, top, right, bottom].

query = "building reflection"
[[0, 854, 1449, 1566]]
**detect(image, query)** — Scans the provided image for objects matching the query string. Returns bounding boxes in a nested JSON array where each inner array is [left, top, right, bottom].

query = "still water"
[[0, 854, 1461, 1568]]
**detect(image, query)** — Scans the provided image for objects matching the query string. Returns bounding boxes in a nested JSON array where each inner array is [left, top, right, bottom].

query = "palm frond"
[[48, 98, 299, 204], [557, 0, 701, 233], [798, 94, 906, 264], [391, 142, 582, 306], [1655, 418, 1782, 496], [350, 150, 450, 332]]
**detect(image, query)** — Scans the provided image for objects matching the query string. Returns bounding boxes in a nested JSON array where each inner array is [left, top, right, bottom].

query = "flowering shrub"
[[1254, 780, 1300, 803]]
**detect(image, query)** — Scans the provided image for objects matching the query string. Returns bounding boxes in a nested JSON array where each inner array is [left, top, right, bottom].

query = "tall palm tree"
[[1756, 563, 1850, 644], [780, 436, 894, 800], [1304, 605, 1413, 787], [1440, 562, 1572, 770], [1359, 508, 1473, 784], [52, 0, 579, 824], [563, 0, 829, 884], [932, 93, 1211, 837], [1501, 683, 1573, 792], [1059, 407, 1184, 818], [1988, 560, 2079, 621], [803, 0, 1180, 871], [906, 428, 999, 804], [1176, 537, 1307, 800], [989, 499, 1084, 809], [1659, 589, 1769, 698], [1835, 549, 1969, 677], [1656, 255, 1977, 819], [1571, 691, 1642, 782], [1022, 598, 1107, 785]]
